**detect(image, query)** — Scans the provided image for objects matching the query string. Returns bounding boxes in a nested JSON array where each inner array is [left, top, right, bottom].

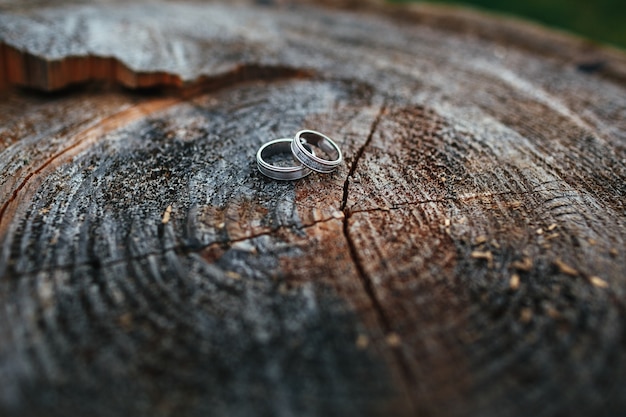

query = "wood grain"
[[1, 1, 625, 416]]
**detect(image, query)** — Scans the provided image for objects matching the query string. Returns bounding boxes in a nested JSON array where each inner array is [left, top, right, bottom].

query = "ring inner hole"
[[262, 141, 313, 167], [301, 132, 339, 160]]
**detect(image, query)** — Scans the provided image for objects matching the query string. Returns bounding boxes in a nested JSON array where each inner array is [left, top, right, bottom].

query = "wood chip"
[[232, 240, 257, 253], [536, 228, 544, 235], [547, 223, 558, 231], [474, 235, 488, 245], [520, 308, 533, 323], [588, 238, 597, 245], [386, 332, 401, 347], [511, 257, 533, 272], [509, 273, 520, 290], [117, 313, 133, 331], [50, 230, 60, 245], [161, 205, 172, 224], [444, 218, 451, 227], [471, 251, 494, 268], [545, 305, 560, 319], [590, 276, 609, 288], [226, 271, 241, 280], [610, 248, 618, 257], [356, 334, 370, 350], [554, 259, 578, 276], [278, 283, 289, 294], [546, 233, 560, 240]]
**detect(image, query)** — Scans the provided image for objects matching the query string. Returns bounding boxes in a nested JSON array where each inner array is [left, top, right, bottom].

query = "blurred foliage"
[[391, 0, 626, 49]]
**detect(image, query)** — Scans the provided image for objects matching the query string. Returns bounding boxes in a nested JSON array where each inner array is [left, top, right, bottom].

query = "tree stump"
[[1, 1, 625, 416]]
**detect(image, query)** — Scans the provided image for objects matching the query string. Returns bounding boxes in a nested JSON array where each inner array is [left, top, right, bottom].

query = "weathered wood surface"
[[1, 1, 626, 416]]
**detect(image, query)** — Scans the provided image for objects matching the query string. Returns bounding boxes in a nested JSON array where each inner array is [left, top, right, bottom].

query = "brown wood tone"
[[1, 1, 626, 416]]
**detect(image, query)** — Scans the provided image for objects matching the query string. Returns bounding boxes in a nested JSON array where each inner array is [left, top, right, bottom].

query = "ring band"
[[256, 138, 315, 180], [291, 130, 342, 173]]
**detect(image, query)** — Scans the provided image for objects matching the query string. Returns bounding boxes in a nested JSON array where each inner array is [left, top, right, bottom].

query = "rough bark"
[[0, 1, 625, 416]]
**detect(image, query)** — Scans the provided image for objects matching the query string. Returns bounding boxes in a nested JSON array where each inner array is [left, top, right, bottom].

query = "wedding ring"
[[291, 130, 342, 173], [256, 138, 315, 180]]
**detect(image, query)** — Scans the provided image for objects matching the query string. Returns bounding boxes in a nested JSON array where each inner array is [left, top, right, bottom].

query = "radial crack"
[[7, 214, 340, 277], [340, 103, 387, 212], [340, 103, 419, 415]]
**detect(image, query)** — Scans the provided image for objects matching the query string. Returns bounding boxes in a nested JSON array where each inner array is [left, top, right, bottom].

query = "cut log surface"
[[1, 1, 626, 416]]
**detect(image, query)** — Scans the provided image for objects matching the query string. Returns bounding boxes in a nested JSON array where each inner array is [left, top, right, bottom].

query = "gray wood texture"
[[1, 1, 626, 416]]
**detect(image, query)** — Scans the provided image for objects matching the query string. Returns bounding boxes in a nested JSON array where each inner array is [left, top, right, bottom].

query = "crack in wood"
[[6, 214, 340, 277], [340, 103, 387, 213], [340, 103, 419, 415]]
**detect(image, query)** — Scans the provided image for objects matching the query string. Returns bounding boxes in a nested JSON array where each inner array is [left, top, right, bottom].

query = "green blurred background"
[[392, 0, 626, 50]]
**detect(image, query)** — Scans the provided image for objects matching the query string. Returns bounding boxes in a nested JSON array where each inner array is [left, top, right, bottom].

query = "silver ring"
[[256, 138, 315, 180], [291, 130, 342, 173]]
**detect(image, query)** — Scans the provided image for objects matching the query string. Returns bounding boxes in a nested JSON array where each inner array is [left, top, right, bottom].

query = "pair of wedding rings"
[[256, 130, 343, 180]]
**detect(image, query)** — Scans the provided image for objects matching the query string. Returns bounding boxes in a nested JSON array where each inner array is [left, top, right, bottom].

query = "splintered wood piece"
[[1, 1, 626, 417]]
